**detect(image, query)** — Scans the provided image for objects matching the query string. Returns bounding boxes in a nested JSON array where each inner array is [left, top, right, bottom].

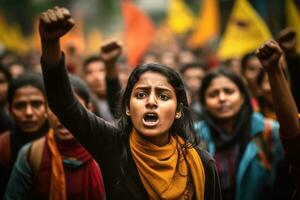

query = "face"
[[10, 64, 25, 79], [204, 76, 244, 119], [84, 61, 106, 97], [243, 57, 262, 84], [48, 95, 88, 140], [127, 71, 178, 146], [0, 72, 8, 104], [182, 68, 205, 94], [11, 86, 47, 133]]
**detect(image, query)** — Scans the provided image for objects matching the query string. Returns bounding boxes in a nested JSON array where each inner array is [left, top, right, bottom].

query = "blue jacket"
[[194, 112, 283, 200]]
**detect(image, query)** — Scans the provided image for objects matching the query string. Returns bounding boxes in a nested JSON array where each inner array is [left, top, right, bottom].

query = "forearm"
[[105, 62, 118, 79], [41, 38, 61, 66], [267, 66, 300, 137]]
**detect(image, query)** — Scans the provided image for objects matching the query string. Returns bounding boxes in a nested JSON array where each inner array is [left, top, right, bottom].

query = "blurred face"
[[11, 86, 47, 133], [204, 76, 244, 119], [48, 95, 88, 140], [10, 64, 25, 79], [0, 72, 8, 104], [182, 67, 205, 94], [84, 61, 106, 97], [127, 71, 178, 146], [243, 57, 262, 83]]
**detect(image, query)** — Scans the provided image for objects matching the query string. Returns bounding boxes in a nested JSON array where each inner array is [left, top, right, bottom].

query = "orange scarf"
[[47, 129, 67, 200], [129, 129, 205, 200]]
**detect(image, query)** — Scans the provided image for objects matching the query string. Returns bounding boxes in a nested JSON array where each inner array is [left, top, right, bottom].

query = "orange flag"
[[122, 0, 154, 67], [187, 0, 220, 49]]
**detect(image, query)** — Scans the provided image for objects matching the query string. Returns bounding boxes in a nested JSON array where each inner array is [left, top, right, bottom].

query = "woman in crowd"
[[38, 6, 222, 200], [194, 67, 283, 200], [4, 75, 105, 200]]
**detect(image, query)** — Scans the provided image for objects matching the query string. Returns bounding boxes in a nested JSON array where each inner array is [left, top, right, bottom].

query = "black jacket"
[[41, 55, 222, 200]]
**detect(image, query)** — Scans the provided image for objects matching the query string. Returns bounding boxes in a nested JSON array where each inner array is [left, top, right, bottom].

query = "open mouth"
[[142, 113, 159, 127]]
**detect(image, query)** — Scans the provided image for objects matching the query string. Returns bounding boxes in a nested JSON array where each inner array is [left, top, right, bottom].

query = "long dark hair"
[[199, 68, 253, 150], [117, 63, 197, 178]]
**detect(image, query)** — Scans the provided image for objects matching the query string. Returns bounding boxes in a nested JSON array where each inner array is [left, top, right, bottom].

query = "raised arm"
[[40, 6, 74, 66], [256, 40, 300, 138], [277, 28, 300, 111], [39, 7, 119, 160], [100, 40, 122, 117]]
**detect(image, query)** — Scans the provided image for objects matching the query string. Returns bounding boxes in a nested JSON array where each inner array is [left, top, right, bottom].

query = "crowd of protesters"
[[0, 6, 299, 200]]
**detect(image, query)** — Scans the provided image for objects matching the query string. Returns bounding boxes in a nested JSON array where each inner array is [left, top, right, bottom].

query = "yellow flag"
[[217, 0, 272, 60], [187, 0, 220, 48], [0, 14, 28, 54], [286, 0, 300, 53], [166, 0, 195, 34]]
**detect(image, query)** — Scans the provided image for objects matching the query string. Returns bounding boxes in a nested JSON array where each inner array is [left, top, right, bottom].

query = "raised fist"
[[39, 6, 74, 40], [276, 27, 297, 57], [100, 40, 122, 65], [256, 40, 283, 69]]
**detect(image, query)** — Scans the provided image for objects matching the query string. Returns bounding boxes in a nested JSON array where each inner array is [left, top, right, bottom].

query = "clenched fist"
[[39, 6, 74, 40], [276, 27, 297, 57], [256, 40, 283, 70], [100, 40, 122, 65]]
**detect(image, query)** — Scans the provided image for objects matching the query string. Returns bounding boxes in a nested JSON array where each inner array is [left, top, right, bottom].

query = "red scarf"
[[35, 130, 105, 200]]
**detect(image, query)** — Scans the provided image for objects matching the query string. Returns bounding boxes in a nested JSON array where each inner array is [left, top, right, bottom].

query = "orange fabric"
[[121, 0, 154, 67], [129, 129, 205, 200], [0, 131, 12, 170], [47, 129, 67, 200]]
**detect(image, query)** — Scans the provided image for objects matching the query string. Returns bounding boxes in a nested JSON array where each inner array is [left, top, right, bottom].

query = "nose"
[[25, 104, 34, 116], [218, 91, 227, 102], [146, 92, 158, 109]]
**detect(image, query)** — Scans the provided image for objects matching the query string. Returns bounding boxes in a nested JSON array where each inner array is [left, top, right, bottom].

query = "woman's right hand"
[[39, 6, 74, 41]]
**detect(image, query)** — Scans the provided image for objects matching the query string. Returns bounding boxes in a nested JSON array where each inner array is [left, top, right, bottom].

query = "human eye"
[[14, 102, 26, 110], [135, 91, 147, 99], [224, 88, 235, 95], [31, 100, 44, 108], [158, 93, 170, 101], [208, 90, 218, 98]]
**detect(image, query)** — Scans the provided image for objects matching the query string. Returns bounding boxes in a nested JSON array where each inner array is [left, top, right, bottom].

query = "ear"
[[126, 106, 130, 116], [175, 111, 181, 119]]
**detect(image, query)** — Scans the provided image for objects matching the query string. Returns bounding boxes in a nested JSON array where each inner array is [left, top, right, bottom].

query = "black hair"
[[0, 64, 12, 82], [69, 74, 91, 106], [7, 72, 45, 107], [179, 61, 208, 75], [118, 63, 196, 143], [199, 68, 253, 151], [199, 67, 252, 109], [117, 63, 198, 179], [82, 55, 103, 74]]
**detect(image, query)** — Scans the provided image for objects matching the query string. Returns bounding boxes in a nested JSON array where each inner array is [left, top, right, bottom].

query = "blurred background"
[[0, 0, 299, 68]]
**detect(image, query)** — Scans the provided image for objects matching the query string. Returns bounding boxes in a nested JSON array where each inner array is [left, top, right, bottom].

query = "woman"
[[38, 6, 221, 200], [194, 68, 283, 200], [4, 75, 105, 200]]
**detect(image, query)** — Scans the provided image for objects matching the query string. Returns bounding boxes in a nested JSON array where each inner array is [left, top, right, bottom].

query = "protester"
[[180, 61, 207, 116], [241, 52, 262, 98], [276, 27, 300, 111], [194, 67, 283, 200], [0, 73, 49, 198], [4, 75, 106, 200], [38, 6, 222, 200], [256, 40, 300, 200]]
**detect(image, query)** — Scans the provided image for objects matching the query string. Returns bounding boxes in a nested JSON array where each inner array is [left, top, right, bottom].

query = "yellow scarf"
[[129, 129, 205, 200], [47, 129, 67, 200]]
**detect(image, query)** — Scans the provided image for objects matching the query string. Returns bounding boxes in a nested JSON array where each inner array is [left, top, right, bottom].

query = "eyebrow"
[[134, 85, 173, 92]]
